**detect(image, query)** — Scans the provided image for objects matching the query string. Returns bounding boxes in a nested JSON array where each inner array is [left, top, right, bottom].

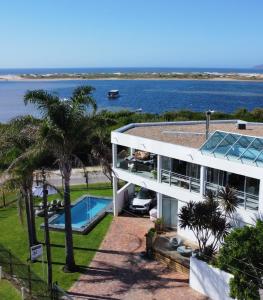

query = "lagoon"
[[1, 79, 263, 122]]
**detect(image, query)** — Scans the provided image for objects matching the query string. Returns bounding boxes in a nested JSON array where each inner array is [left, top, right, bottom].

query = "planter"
[[154, 219, 164, 233], [190, 257, 234, 300], [145, 229, 157, 257]]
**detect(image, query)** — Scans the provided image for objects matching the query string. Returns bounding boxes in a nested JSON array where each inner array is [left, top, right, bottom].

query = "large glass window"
[[161, 157, 200, 193], [205, 167, 259, 211]]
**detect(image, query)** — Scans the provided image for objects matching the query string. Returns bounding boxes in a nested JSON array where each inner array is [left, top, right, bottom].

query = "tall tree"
[[24, 86, 97, 272], [0, 116, 40, 247]]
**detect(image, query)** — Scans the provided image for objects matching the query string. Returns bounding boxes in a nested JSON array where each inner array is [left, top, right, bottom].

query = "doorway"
[[162, 195, 178, 229]]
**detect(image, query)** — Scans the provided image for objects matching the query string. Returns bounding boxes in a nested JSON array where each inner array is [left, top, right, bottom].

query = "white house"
[[111, 119, 263, 242]]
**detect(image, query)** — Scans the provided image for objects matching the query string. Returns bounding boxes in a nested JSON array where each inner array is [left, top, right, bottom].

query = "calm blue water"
[[1, 79, 263, 122], [50, 196, 111, 229]]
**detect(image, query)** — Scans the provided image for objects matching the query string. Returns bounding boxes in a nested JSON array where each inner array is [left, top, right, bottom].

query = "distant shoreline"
[[1, 72, 263, 82]]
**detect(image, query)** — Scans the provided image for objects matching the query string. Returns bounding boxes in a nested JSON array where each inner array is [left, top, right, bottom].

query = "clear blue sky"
[[1, 0, 263, 68]]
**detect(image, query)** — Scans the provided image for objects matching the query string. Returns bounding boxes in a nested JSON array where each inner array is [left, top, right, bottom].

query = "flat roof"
[[123, 121, 263, 149]]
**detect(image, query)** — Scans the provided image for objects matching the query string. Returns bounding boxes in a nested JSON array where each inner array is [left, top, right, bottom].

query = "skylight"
[[199, 131, 263, 167]]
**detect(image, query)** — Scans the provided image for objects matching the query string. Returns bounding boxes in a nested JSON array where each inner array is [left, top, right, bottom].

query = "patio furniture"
[[177, 245, 193, 257], [169, 237, 183, 249]]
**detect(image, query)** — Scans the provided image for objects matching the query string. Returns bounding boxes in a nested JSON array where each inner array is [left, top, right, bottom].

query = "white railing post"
[[21, 287, 26, 300], [112, 176, 118, 216], [157, 193, 163, 218], [200, 166, 206, 198], [258, 179, 263, 214], [157, 155, 162, 183], [112, 144, 117, 168], [0, 266, 2, 280]]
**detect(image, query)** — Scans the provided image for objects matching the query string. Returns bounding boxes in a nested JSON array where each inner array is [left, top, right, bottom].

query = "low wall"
[[116, 183, 134, 215], [190, 257, 234, 300]]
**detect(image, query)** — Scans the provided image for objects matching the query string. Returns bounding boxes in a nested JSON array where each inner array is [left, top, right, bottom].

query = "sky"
[[0, 0, 263, 68]]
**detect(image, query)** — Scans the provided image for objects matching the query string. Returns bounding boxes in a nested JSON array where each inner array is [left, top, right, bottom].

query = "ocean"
[[0, 68, 263, 122]]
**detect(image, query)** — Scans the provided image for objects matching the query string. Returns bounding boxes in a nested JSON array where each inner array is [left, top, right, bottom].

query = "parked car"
[[129, 188, 156, 214]]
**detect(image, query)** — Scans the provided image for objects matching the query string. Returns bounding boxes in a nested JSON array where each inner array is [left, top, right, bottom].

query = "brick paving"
[[69, 215, 206, 300]]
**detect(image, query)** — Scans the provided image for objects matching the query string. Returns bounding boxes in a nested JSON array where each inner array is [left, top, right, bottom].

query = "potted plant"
[[154, 217, 164, 233], [151, 169, 157, 179], [145, 227, 157, 257]]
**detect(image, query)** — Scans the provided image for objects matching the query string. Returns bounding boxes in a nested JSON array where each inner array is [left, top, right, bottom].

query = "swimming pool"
[[47, 196, 112, 233]]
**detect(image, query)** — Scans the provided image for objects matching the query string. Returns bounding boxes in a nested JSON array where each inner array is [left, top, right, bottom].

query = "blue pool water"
[[50, 196, 111, 229]]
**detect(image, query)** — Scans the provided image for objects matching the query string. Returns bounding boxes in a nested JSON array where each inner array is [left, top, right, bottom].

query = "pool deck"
[[69, 215, 206, 300]]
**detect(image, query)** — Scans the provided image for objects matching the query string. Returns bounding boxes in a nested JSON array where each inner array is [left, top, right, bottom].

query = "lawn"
[[0, 182, 113, 291], [0, 279, 20, 300]]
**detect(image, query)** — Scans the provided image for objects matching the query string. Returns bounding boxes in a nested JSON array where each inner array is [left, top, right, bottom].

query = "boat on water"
[[108, 90, 119, 99]]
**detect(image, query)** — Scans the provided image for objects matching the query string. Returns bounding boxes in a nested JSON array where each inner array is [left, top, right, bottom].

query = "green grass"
[[0, 183, 113, 290], [0, 279, 20, 300], [0, 191, 18, 208]]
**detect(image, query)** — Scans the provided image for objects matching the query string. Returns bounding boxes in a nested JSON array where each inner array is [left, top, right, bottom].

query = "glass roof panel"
[[199, 131, 263, 167], [200, 131, 227, 153], [211, 133, 239, 157]]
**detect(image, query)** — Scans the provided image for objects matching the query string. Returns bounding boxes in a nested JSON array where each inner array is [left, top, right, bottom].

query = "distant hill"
[[254, 65, 263, 69]]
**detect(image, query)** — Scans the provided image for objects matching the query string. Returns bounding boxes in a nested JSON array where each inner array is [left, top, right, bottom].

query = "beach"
[[1, 72, 263, 82]]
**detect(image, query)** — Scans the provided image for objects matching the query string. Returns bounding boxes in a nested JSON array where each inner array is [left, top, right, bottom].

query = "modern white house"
[[111, 119, 263, 242]]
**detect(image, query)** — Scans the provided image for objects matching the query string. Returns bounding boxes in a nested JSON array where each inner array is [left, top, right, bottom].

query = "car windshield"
[[137, 189, 152, 199]]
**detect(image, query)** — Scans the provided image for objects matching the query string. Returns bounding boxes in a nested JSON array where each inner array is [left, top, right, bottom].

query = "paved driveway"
[[70, 216, 206, 300]]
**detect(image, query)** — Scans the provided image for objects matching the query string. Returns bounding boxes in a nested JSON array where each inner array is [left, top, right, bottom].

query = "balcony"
[[161, 169, 200, 193], [116, 148, 157, 181], [204, 181, 259, 211]]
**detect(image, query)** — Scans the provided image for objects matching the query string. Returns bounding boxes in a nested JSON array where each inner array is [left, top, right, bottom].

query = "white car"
[[129, 188, 156, 213]]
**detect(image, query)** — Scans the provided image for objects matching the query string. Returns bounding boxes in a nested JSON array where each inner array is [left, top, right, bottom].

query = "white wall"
[[190, 257, 234, 300], [112, 130, 263, 180], [112, 129, 263, 227], [115, 182, 135, 215]]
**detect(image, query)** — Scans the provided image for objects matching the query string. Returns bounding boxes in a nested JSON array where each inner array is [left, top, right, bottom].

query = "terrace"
[[116, 146, 157, 180]]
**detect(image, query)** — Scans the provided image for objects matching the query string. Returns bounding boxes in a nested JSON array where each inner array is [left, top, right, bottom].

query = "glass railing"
[[116, 157, 157, 180], [161, 169, 200, 193], [204, 181, 259, 211]]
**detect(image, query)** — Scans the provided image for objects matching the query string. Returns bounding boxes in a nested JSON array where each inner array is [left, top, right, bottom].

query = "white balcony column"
[[112, 143, 117, 168], [157, 193, 163, 218], [112, 175, 118, 216], [157, 154, 162, 183], [200, 165, 206, 199], [258, 179, 263, 214], [130, 147, 135, 155]]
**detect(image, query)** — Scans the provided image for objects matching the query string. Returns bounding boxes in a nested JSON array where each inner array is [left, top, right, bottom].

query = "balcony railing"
[[161, 169, 200, 193], [204, 181, 259, 211], [116, 158, 157, 180]]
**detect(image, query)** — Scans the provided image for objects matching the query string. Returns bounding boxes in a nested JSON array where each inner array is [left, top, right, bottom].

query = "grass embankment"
[[0, 182, 113, 290], [0, 279, 20, 300]]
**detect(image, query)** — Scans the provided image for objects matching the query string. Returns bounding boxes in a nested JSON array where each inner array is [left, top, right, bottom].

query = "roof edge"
[[114, 119, 244, 133]]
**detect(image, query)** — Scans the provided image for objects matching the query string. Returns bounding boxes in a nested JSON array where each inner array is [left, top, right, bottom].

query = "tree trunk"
[[28, 189, 38, 245], [2, 190, 6, 207], [63, 173, 76, 272], [24, 190, 34, 249], [42, 172, 53, 291]]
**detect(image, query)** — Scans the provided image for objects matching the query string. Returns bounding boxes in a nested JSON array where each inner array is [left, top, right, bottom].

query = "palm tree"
[[24, 86, 97, 272], [218, 185, 238, 217], [90, 114, 116, 185], [0, 116, 40, 247]]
